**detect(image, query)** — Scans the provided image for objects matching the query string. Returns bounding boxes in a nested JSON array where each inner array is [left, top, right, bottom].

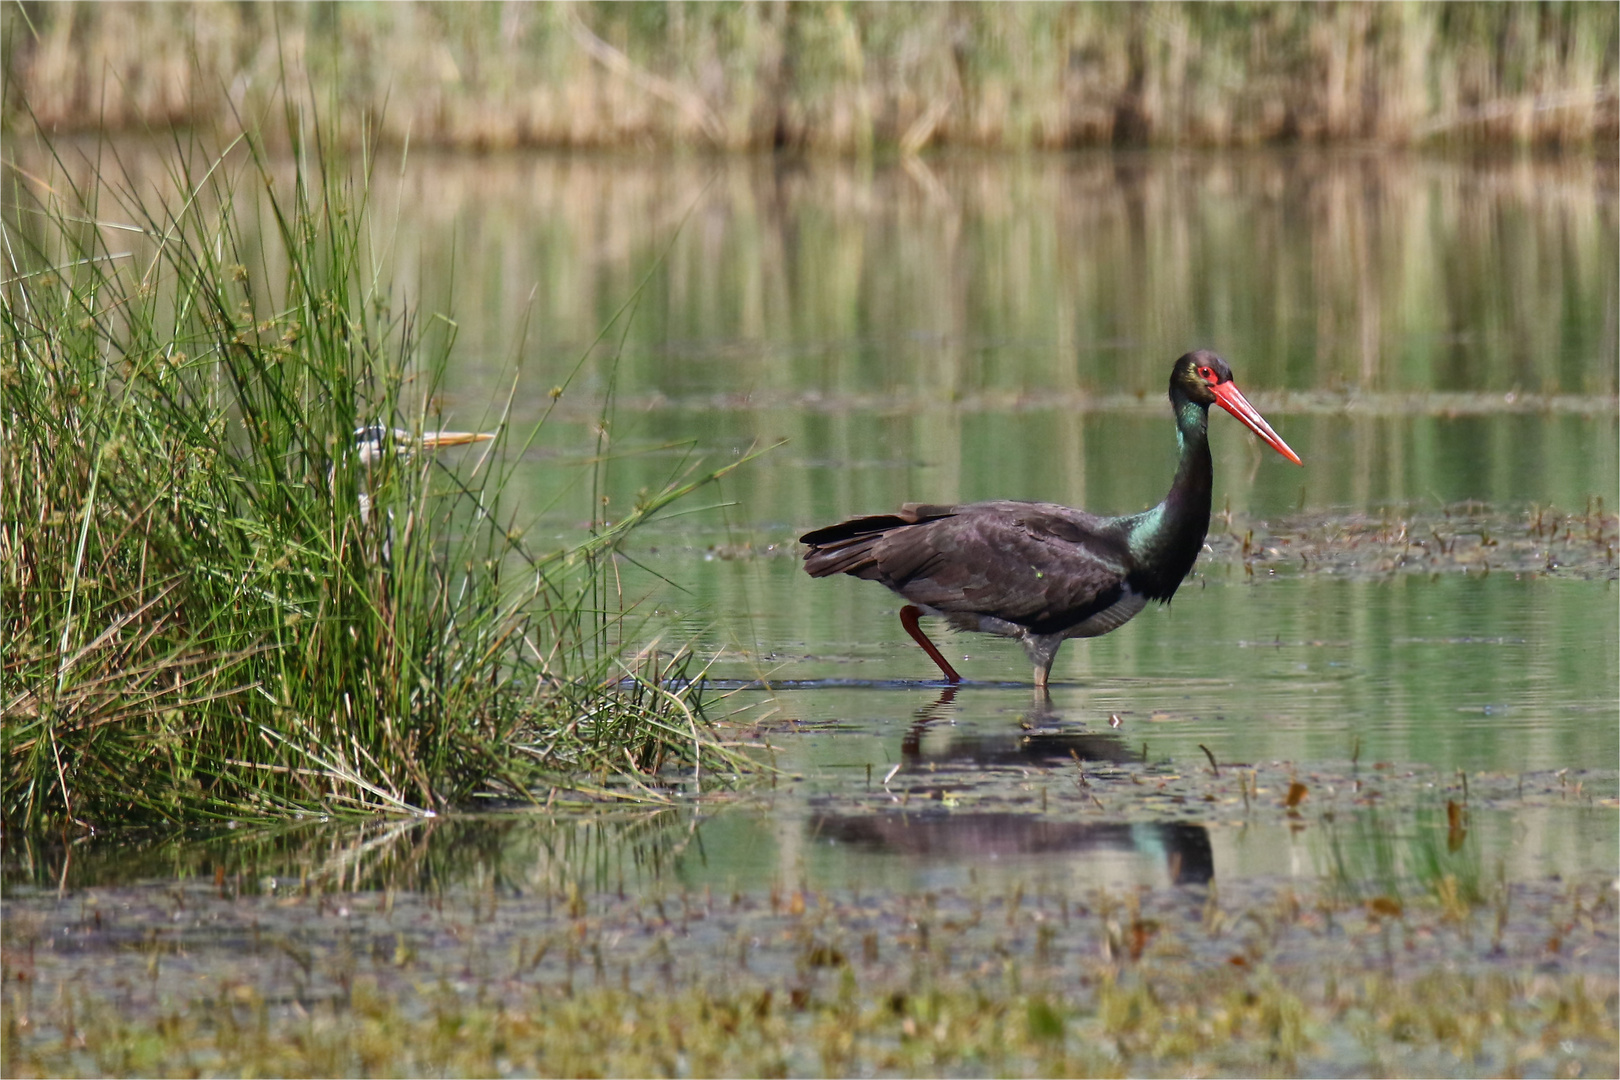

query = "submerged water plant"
[[1, 119, 754, 829]]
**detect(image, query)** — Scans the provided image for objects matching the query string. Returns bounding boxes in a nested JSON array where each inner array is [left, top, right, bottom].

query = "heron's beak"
[[418, 430, 496, 452]]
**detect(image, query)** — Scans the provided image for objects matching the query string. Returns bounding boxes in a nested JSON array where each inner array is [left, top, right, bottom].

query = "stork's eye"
[[1198, 365, 1216, 382]]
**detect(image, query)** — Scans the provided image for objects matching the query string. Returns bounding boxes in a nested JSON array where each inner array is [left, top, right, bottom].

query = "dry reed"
[[4, 2, 1616, 152]]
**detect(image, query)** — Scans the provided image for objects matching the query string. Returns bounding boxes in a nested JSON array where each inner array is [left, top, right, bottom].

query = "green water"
[[5, 145, 1615, 897]]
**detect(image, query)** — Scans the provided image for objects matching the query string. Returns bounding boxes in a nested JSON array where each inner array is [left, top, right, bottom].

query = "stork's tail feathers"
[[800, 505, 956, 578]]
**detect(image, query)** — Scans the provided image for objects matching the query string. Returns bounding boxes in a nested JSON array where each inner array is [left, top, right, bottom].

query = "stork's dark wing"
[[802, 501, 1134, 635]]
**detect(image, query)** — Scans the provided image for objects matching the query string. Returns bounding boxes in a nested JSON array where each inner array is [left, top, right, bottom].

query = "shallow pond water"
[[4, 145, 1616, 1074]]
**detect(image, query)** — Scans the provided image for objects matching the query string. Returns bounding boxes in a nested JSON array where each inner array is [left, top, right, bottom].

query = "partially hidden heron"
[[348, 425, 496, 525]]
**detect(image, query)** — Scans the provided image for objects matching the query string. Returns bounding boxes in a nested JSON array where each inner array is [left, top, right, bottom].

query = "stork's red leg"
[[899, 605, 962, 683]]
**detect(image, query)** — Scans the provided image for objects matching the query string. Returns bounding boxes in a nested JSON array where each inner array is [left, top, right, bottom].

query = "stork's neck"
[[1125, 395, 1213, 601]]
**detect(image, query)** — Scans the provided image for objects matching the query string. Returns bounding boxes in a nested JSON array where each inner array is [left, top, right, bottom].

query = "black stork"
[[799, 351, 1302, 688]]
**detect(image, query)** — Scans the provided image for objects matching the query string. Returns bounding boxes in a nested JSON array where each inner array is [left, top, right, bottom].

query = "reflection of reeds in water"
[[3, 809, 699, 898], [410, 148, 1589, 406], [15, 142, 1607, 547], [16, 144, 1608, 403], [1317, 802, 1488, 919], [5, 3, 1616, 150]]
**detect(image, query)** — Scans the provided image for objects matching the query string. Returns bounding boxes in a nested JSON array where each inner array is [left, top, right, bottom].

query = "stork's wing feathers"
[[801, 501, 1134, 633]]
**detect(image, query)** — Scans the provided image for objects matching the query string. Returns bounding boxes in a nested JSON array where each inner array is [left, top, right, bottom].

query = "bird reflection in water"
[[812, 813, 1213, 887], [898, 686, 1142, 768], [813, 687, 1214, 887]]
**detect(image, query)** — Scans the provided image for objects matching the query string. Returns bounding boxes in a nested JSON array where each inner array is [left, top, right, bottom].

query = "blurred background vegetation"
[[5, 1, 1616, 152]]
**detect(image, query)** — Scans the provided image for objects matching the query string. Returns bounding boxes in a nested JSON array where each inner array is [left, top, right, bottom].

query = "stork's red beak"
[[1211, 382, 1302, 465]]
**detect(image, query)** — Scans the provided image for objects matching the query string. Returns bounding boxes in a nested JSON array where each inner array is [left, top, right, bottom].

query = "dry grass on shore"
[[4, 2, 1616, 152]]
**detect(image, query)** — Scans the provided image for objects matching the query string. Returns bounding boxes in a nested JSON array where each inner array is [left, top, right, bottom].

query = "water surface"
[[6, 143, 1615, 902]]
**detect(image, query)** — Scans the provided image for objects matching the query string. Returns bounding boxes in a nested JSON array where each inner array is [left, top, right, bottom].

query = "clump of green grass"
[[1, 120, 754, 829]]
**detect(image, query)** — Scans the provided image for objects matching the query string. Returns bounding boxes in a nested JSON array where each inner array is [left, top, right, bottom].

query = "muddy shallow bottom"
[[4, 849, 1615, 1077], [6, 734, 1617, 1076], [5, 503, 1616, 1076]]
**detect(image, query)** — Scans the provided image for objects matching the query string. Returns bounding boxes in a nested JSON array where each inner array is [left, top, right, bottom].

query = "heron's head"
[[352, 425, 494, 465], [346, 424, 496, 527]]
